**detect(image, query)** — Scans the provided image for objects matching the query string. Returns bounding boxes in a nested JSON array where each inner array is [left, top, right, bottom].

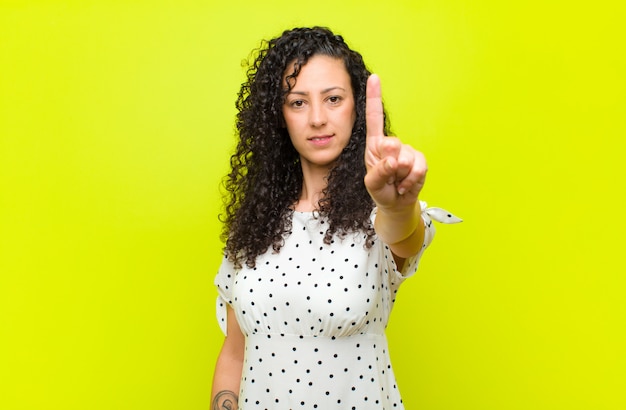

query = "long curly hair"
[[221, 26, 390, 268]]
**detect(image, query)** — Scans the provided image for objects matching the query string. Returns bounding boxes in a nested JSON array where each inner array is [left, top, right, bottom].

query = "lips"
[[308, 135, 333, 145]]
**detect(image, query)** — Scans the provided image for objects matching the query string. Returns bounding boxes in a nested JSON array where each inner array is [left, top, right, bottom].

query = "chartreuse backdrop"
[[1, 0, 624, 409]]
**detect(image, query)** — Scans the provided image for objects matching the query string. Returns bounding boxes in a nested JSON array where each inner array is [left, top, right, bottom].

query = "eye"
[[290, 100, 305, 108], [327, 96, 342, 104]]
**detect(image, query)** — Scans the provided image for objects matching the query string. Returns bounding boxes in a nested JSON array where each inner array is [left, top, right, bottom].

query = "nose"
[[309, 102, 327, 127]]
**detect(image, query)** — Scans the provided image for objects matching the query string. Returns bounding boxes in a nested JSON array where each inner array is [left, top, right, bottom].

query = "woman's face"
[[282, 55, 356, 173]]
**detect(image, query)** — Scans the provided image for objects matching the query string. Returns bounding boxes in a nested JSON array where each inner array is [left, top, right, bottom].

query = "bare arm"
[[211, 306, 245, 410], [374, 202, 425, 268], [364, 74, 427, 268]]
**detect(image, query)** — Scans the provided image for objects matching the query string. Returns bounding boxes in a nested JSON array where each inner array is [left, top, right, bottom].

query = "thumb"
[[364, 156, 397, 193]]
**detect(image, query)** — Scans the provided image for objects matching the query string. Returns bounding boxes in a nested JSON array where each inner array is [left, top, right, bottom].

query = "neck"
[[294, 161, 331, 212]]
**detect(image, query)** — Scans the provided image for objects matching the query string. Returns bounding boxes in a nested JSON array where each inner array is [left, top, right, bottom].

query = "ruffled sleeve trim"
[[422, 201, 463, 224], [214, 255, 236, 336], [216, 294, 229, 336]]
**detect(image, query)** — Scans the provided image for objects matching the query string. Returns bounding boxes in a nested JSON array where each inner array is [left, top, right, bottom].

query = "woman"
[[212, 26, 460, 410]]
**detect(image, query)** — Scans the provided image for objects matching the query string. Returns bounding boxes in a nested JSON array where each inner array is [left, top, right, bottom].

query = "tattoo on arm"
[[212, 390, 238, 410]]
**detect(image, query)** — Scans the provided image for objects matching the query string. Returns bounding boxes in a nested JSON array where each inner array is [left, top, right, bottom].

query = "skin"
[[211, 306, 244, 410], [364, 73, 427, 266], [282, 55, 357, 212], [210, 56, 427, 409]]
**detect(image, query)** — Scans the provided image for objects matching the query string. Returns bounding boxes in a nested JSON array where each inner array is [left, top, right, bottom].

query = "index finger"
[[366, 74, 385, 139]]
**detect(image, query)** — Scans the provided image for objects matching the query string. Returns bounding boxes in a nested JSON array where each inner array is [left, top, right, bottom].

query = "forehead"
[[283, 54, 351, 88]]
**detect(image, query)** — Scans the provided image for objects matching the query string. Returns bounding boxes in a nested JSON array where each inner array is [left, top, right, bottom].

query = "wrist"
[[374, 199, 422, 245]]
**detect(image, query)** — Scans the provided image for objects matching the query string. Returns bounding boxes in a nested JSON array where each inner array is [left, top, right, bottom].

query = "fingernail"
[[398, 187, 406, 195]]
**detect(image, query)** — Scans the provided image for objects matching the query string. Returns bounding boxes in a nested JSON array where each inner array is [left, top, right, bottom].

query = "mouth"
[[308, 135, 333, 144]]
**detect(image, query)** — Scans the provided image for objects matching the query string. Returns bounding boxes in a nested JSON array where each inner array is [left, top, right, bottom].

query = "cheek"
[[282, 112, 299, 133], [345, 99, 356, 125], [345, 106, 357, 130]]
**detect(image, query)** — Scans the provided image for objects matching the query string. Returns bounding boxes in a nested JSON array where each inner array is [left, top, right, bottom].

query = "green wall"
[[1, 0, 624, 409]]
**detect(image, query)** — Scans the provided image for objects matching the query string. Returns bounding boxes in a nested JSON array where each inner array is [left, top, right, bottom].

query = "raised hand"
[[364, 74, 427, 211]]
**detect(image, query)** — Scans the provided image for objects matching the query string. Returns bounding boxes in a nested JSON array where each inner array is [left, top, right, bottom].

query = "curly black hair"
[[221, 26, 390, 269]]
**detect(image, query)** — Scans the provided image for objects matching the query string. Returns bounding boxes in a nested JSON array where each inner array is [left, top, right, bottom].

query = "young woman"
[[212, 26, 460, 410]]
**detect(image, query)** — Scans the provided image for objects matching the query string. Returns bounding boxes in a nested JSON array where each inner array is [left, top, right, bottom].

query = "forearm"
[[375, 200, 425, 259], [211, 353, 243, 410], [212, 306, 244, 410]]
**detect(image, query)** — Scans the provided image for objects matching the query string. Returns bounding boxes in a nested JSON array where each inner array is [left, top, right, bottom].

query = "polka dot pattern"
[[215, 207, 437, 409]]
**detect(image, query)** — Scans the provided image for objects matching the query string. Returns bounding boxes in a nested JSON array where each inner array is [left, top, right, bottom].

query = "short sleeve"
[[214, 254, 237, 336], [376, 200, 461, 280]]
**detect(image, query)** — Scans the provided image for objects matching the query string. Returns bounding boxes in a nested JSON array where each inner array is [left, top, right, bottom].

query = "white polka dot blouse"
[[215, 201, 461, 409]]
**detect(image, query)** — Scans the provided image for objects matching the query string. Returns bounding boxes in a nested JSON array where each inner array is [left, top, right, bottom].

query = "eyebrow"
[[287, 86, 347, 96]]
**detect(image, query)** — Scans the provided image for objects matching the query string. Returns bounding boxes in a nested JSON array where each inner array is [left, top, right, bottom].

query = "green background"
[[1, 0, 624, 409]]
